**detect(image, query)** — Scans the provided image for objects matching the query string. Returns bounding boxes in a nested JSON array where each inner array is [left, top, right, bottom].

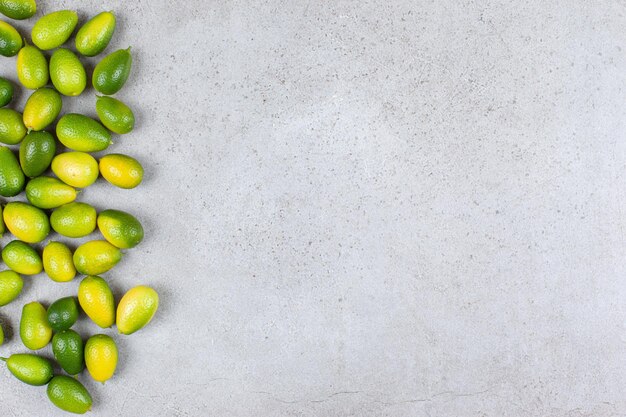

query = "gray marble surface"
[[0, 1, 625, 416]]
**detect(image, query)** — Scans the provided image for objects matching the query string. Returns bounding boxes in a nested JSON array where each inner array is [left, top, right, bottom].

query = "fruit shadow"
[[107, 278, 125, 306], [117, 14, 145, 132], [0, 312, 14, 343], [8, 79, 26, 108], [17, 272, 36, 305], [130, 70, 148, 137], [127, 95, 146, 133], [149, 283, 170, 319], [137, 157, 155, 187], [82, 59, 97, 104]]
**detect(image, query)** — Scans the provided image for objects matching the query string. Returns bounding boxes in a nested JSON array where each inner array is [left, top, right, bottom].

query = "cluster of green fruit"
[[0, 1, 159, 414]]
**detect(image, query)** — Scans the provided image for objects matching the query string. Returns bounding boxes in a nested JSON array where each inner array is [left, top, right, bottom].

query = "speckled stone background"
[[0, 1, 625, 416]]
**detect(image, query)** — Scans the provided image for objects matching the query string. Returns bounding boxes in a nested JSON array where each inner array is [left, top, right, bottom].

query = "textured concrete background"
[[0, 0, 625, 416]]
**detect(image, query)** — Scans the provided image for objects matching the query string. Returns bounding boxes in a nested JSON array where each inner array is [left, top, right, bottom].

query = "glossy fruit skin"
[[43, 241, 76, 282], [50, 48, 86, 96], [56, 113, 111, 152], [99, 154, 143, 189], [0, 76, 13, 107], [0, 146, 25, 196], [2, 240, 42, 275], [3, 202, 50, 243], [4, 354, 53, 386], [16, 45, 48, 89], [47, 296, 79, 331], [85, 334, 117, 382], [0, 0, 36, 20], [117, 286, 159, 335], [47, 375, 92, 414], [51, 152, 99, 188], [75, 11, 116, 57], [0, 21, 22, 56], [93, 48, 132, 95], [32, 10, 78, 50], [0, 108, 26, 144], [73, 240, 122, 276], [52, 329, 84, 375], [19, 131, 56, 177], [23, 88, 62, 131], [97, 209, 144, 249], [50, 202, 97, 238], [0, 270, 23, 306], [20, 302, 52, 350], [78, 276, 115, 328], [96, 96, 134, 134], [26, 176, 76, 209]]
